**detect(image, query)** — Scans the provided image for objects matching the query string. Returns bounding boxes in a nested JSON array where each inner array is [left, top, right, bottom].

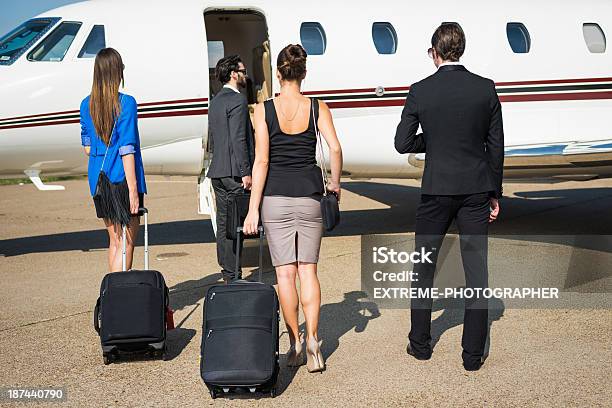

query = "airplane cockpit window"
[[372, 22, 397, 54], [78, 25, 106, 58], [27, 21, 82, 62], [300, 22, 326, 55], [0, 17, 60, 65], [583, 23, 606, 53], [506, 22, 531, 53]]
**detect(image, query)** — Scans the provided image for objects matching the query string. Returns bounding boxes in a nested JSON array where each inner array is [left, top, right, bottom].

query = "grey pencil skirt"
[[261, 196, 323, 267]]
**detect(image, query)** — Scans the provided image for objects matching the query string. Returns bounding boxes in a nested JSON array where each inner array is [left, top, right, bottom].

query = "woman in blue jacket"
[[80, 48, 146, 272]]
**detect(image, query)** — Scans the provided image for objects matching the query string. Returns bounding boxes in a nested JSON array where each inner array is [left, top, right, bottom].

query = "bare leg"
[[124, 216, 140, 270], [298, 261, 325, 372], [297, 262, 321, 341], [276, 263, 300, 347], [105, 217, 139, 272], [104, 220, 121, 272]]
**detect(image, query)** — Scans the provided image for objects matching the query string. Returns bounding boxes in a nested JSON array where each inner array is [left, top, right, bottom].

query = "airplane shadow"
[[2, 182, 612, 258], [0, 219, 216, 257]]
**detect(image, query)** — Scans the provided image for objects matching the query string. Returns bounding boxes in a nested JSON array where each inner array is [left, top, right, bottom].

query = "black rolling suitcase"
[[93, 208, 170, 364], [201, 226, 280, 399]]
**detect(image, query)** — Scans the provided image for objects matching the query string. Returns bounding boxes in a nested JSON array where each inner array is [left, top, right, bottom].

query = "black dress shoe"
[[406, 344, 431, 360], [463, 357, 485, 371]]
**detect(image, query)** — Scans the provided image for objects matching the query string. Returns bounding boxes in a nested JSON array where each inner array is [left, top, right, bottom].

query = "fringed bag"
[[92, 96, 131, 226]]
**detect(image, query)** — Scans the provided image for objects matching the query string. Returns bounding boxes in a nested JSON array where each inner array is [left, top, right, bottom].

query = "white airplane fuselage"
[[1, 0, 612, 189]]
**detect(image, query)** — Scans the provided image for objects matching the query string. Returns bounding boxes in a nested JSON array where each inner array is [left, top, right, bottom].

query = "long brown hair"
[[90, 48, 124, 145]]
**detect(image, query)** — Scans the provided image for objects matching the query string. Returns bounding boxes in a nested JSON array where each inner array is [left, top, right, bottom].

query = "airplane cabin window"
[[506, 22, 531, 53], [372, 22, 397, 54], [78, 25, 105, 58], [27, 21, 82, 62], [300, 22, 326, 55], [0, 17, 60, 65], [583, 23, 606, 53]]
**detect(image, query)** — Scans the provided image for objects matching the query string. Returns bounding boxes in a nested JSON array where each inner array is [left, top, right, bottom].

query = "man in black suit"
[[394, 23, 504, 371], [206, 55, 255, 283]]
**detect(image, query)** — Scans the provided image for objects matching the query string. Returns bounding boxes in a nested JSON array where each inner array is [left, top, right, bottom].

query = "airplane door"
[[199, 9, 273, 236], [197, 16, 217, 235]]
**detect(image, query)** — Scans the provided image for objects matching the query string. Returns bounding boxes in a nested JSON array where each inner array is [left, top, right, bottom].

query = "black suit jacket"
[[206, 87, 255, 179], [394, 65, 504, 198]]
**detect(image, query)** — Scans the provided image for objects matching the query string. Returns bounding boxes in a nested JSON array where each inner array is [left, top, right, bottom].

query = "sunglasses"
[[236, 68, 248, 76]]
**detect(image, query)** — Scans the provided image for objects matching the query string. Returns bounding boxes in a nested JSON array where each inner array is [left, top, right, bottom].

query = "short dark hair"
[[215, 54, 242, 84], [431, 23, 465, 62], [277, 44, 307, 82]]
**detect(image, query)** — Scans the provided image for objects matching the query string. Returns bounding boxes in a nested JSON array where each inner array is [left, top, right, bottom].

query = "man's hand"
[[489, 198, 500, 223], [242, 175, 252, 190]]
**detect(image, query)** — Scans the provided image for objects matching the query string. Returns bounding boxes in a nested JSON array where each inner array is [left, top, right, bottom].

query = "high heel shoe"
[[287, 338, 304, 367], [306, 337, 325, 373]]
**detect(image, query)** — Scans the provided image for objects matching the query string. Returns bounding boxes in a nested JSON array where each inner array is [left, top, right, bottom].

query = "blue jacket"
[[80, 93, 147, 196]]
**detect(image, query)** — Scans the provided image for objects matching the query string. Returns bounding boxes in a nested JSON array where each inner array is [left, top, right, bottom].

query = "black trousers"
[[211, 176, 245, 280], [409, 192, 490, 368]]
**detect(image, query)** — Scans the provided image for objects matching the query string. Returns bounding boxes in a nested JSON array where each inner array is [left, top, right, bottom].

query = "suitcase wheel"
[[103, 353, 116, 365], [149, 350, 160, 359], [269, 387, 276, 398], [162, 344, 168, 361], [209, 389, 218, 399], [149, 345, 166, 360]]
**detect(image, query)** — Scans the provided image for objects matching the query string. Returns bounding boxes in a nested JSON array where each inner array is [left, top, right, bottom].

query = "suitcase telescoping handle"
[[235, 226, 264, 282], [122, 207, 149, 272]]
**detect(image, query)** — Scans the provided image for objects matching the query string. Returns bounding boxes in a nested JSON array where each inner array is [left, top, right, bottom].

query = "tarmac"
[[0, 176, 610, 407]]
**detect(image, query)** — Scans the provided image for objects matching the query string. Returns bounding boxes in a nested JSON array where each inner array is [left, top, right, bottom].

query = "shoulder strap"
[[263, 98, 276, 135], [311, 97, 328, 195], [311, 96, 320, 126]]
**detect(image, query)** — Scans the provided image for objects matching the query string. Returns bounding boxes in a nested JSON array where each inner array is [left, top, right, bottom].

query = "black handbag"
[[92, 97, 131, 226], [312, 98, 340, 231]]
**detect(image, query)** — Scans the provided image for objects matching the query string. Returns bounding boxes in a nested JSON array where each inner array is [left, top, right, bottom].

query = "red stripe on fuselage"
[[496, 77, 612, 87], [0, 118, 80, 130], [326, 99, 406, 109], [138, 97, 208, 107], [0, 109, 209, 130], [2, 85, 612, 129], [0, 97, 209, 122], [0, 109, 80, 122], [499, 91, 612, 102], [138, 109, 208, 119]]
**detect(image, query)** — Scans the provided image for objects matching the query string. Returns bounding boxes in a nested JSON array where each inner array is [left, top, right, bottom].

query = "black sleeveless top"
[[263, 98, 324, 200]]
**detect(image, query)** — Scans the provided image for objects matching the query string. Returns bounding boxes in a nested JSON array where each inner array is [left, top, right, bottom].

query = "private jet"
[[1, 0, 611, 231]]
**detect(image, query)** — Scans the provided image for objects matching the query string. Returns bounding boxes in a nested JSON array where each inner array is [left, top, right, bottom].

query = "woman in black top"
[[244, 44, 343, 373]]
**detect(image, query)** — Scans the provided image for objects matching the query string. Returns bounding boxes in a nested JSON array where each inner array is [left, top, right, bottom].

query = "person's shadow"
[[272, 291, 381, 395], [316, 291, 382, 359], [164, 303, 200, 361], [429, 295, 505, 360]]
